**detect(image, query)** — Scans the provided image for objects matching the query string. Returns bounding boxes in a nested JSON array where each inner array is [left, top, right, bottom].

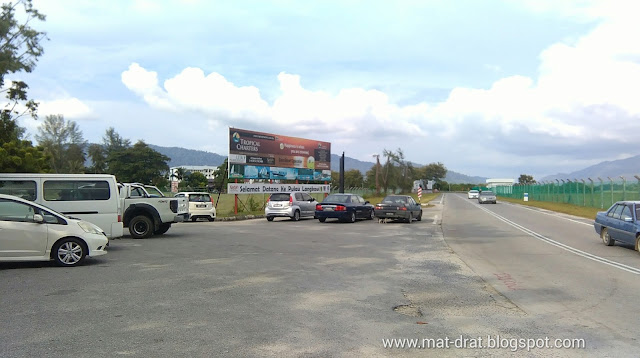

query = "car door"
[[355, 195, 368, 218], [617, 205, 636, 244], [607, 204, 626, 240], [0, 198, 48, 258], [300, 192, 314, 217], [407, 197, 420, 217]]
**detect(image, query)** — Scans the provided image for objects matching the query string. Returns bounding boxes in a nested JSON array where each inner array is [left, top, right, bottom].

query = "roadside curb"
[[218, 214, 265, 221]]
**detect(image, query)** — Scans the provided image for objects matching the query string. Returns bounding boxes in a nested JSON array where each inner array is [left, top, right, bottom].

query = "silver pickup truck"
[[118, 183, 189, 239]]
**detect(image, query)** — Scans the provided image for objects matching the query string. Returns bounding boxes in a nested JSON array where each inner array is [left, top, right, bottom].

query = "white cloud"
[[38, 98, 93, 119]]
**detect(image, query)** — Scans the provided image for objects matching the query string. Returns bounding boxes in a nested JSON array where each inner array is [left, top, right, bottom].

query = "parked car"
[[374, 195, 422, 223], [468, 190, 479, 199], [315, 193, 374, 223], [478, 190, 497, 204], [594, 201, 640, 249], [175, 192, 217, 222], [265, 192, 317, 221], [0, 193, 109, 267]]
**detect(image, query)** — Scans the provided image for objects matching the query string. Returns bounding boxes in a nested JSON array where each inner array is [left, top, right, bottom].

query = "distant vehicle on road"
[[315, 193, 374, 223], [594, 201, 640, 250], [374, 195, 422, 223], [468, 190, 479, 199], [478, 191, 497, 204]]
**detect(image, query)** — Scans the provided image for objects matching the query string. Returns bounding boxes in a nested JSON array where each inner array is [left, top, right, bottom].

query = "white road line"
[[502, 202, 594, 227], [433, 215, 439, 224], [455, 194, 640, 275]]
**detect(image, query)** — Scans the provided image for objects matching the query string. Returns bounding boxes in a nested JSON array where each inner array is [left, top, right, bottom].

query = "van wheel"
[[52, 238, 86, 267], [154, 223, 171, 235], [130, 215, 153, 239], [292, 210, 300, 221]]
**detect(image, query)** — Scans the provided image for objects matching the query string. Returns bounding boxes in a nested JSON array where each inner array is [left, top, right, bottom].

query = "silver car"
[[478, 190, 497, 204], [265, 192, 317, 221]]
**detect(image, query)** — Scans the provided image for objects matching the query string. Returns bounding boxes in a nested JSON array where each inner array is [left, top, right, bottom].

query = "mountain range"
[[148, 144, 489, 184], [540, 154, 640, 183]]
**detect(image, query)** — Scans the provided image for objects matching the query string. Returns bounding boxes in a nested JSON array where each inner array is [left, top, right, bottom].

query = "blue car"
[[594, 201, 640, 250], [315, 193, 375, 223]]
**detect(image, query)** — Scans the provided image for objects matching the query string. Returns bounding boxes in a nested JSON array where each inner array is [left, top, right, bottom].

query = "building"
[[486, 178, 515, 194], [169, 166, 217, 182]]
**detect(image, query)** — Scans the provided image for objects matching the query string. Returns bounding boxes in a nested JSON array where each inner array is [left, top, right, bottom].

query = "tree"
[[211, 159, 228, 192], [102, 127, 131, 154], [421, 162, 447, 182], [344, 169, 364, 188], [518, 174, 536, 185], [107, 140, 169, 184], [87, 143, 106, 173], [0, 0, 47, 126], [35, 114, 86, 173], [181, 171, 208, 189], [0, 138, 50, 172]]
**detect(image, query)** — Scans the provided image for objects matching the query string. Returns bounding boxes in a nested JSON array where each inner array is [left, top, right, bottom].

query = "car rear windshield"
[[323, 194, 351, 203], [480, 191, 494, 195], [269, 193, 291, 201], [189, 194, 211, 202], [382, 196, 407, 204]]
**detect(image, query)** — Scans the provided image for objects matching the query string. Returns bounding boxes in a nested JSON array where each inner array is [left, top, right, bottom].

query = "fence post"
[[607, 177, 614, 206], [597, 177, 604, 209], [635, 175, 640, 200], [560, 179, 565, 203], [555, 179, 560, 202], [588, 178, 594, 207], [580, 179, 586, 206], [620, 176, 626, 201]]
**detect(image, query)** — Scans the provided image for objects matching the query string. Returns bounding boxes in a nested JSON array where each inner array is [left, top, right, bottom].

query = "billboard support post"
[[234, 179, 238, 215]]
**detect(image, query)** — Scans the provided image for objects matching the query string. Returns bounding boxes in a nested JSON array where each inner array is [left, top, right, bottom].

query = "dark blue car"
[[594, 201, 640, 250], [315, 193, 375, 223]]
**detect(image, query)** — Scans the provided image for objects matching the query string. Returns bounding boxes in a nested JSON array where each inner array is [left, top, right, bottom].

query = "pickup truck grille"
[[170, 199, 178, 213]]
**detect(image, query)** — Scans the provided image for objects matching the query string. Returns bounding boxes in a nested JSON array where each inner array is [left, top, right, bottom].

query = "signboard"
[[229, 128, 331, 180], [227, 183, 331, 194]]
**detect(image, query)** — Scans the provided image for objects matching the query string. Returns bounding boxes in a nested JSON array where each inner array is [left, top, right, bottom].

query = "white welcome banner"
[[227, 183, 330, 194]]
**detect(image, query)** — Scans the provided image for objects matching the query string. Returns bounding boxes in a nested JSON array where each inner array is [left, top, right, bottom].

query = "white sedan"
[[468, 190, 479, 199], [0, 194, 108, 267]]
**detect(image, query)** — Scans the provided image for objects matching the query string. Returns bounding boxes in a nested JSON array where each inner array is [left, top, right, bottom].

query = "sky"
[[13, 0, 640, 180]]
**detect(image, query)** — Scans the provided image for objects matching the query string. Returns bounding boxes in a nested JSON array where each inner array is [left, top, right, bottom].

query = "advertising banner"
[[229, 128, 331, 174], [227, 183, 331, 194]]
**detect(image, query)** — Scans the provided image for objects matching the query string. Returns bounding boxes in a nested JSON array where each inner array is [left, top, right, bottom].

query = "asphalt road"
[[1, 194, 638, 357]]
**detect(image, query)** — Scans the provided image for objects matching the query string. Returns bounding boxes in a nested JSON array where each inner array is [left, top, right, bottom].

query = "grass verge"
[[498, 196, 600, 220]]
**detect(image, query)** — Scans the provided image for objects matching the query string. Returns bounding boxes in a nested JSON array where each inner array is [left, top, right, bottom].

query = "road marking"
[[502, 202, 593, 227], [433, 215, 438, 224], [455, 195, 640, 275]]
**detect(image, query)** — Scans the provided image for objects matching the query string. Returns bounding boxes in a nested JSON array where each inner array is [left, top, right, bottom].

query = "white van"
[[0, 174, 124, 238]]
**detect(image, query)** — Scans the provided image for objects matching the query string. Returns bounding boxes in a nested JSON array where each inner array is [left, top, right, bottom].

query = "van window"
[[44, 180, 111, 201], [0, 180, 37, 201]]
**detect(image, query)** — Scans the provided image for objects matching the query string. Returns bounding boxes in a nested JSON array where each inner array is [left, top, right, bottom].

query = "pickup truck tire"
[[601, 228, 614, 246], [130, 215, 154, 239], [154, 223, 171, 235]]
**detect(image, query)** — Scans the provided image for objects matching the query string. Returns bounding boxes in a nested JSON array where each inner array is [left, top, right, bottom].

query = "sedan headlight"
[[78, 221, 103, 235]]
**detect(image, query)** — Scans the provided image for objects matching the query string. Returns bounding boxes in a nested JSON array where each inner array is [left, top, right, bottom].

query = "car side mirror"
[[624, 217, 633, 222], [33, 214, 44, 223], [311, 198, 316, 202], [365, 201, 370, 204]]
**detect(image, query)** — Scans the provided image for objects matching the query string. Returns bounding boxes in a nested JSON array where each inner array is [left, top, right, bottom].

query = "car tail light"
[[375, 205, 383, 210], [289, 196, 293, 205], [335, 205, 346, 211], [316, 204, 323, 211], [210, 196, 214, 204], [399, 206, 407, 211], [118, 214, 122, 222]]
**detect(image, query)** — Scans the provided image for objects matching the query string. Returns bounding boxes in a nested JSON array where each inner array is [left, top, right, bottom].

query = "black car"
[[315, 193, 375, 223], [374, 195, 422, 223]]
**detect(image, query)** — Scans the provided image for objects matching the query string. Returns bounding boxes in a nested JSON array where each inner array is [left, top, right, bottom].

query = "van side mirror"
[[311, 198, 316, 202]]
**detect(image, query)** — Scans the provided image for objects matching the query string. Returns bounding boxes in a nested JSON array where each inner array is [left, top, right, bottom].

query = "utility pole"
[[372, 154, 380, 195]]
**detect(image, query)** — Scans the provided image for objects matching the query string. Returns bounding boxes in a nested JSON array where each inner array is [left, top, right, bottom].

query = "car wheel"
[[208, 217, 215, 222], [191, 217, 198, 222], [292, 210, 300, 221], [154, 223, 171, 235], [406, 212, 413, 224], [368, 209, 375, 220], [349, 211, 356, 223], [267, 216, 274, 222], [601, 228, 614, 246], [417, 210, 422, 221], [129, 215, 154, 239], [318, 217, 326, 223], [636, 235, 640, 253], [53, 238, 86, 267]]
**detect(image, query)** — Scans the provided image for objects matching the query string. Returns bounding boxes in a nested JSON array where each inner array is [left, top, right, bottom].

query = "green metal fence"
[[494, 178, 640, 209]]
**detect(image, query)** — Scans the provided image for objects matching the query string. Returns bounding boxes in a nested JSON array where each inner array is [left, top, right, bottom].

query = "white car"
[[468, 190, 479, 199], [174, 192, 217, 222], [0, 193, 109, 267]]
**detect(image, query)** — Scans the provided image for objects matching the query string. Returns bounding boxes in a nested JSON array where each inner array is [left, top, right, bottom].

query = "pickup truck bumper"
[[174, 213, 189, 223]]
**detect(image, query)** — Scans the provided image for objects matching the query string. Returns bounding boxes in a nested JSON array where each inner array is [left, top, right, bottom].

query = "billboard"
[[228, 128, 331, 180]]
